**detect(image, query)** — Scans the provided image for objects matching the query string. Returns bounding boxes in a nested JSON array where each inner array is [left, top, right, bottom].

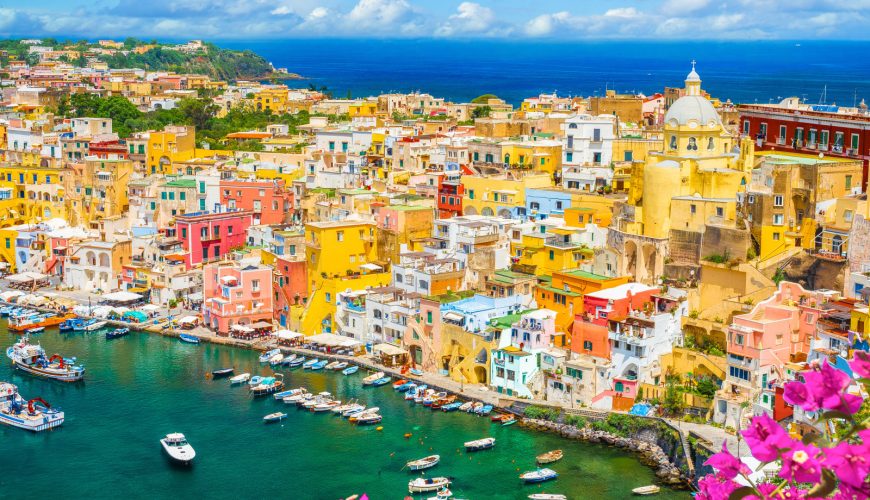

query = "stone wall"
[[700, 225, 750, 263]]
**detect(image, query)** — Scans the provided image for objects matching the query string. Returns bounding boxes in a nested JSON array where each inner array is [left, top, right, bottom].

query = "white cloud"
[[435, 2, 504, 37], [524, 11, 573, 37], [662, 0, 710, 13], [604, 7, 640, 19], [271, 6, 294, 16], [345, 0, 416, 29]]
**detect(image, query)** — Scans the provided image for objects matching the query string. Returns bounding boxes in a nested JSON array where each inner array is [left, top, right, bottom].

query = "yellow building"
[[253, 87, 289, 114], [66, 157, 133, 227], [500, 140, 562, 174], [292, 271, 392, 336], [513, 228, 591, 277], [146, 126, 196, 174], [612, 64, 755, 283], [461, 172, 552, 217], [639, 346, 726, 412], [349, 101, 378, 117], [305, 220, 380, 289], [0, 164, 68, 225]]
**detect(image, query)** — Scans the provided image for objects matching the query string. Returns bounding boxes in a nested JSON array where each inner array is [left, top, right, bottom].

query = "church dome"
[[664, 95, 722, 127]]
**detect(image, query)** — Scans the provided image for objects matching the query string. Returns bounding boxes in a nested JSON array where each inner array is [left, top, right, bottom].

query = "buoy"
[[376, 426, 383, 431], [404, 433, 412, 439]]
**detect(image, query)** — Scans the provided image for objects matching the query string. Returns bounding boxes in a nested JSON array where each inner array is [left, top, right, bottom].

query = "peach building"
[[202, 261, 274, 336]]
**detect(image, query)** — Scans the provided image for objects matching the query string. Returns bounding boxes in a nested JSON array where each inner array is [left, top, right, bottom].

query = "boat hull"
[[0, 409, 65, 432], [9, 314, 76, 332], [10, 360, 84, 382]]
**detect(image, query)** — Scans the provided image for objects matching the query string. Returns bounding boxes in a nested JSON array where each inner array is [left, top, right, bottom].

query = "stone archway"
[[641, 243, 658, 283], [497, 208, 511, 219], [473, 366, 487, 384], [481, 207, 494, 217], [624, 239, 639, 280], [463, 206, 478, 216]]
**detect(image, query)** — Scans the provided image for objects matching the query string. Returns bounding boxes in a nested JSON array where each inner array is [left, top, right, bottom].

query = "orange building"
[[570, 283, 658, 359], [536, 269, 629, 336]]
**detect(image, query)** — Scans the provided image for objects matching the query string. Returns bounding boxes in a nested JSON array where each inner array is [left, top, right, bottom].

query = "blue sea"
[[219, 39, 870, 106]]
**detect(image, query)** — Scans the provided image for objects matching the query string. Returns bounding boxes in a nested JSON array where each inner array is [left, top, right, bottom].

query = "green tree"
[[662, 377, 686, 416], [471, 94, 499, 104], [471, 105, 492, 119], [178, 98, 218, 131]]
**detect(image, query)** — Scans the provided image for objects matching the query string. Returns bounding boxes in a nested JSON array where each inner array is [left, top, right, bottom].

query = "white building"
[[561, 114, 616, 191]]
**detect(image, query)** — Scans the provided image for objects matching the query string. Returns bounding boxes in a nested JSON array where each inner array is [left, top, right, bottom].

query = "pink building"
[[713, 282, 833, 427], [176, 210, 253, 268], [202, 261, 274, 336], [220, 179, 294, 225]]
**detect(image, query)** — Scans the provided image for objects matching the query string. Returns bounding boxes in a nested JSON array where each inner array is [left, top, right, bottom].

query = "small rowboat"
[[354, 413, 383, 425], [288, 357, 305, 367], [409, 368, 423, 376], [273, 388, 305, 400], [536, 450, 563, 464], [342, 365, 359, 375], [458, 401, 473, 411], [332, 361, 348, 371], [370, 376, 392, 387], [248, 376, 264, 386], [303, 358, 319, 369], [310, 360, 328, 370], [324, 361, 341, 370], [362, 371, 385, 385], [212, 368, 234, 378], [406, 454, 440, 471], [280, 354, 297, 366], [408, 477, 451, 493], [502, 417, 518, 426], [259, 349, 281, 363], [179, 334, 200, 344], [520, 468, 558, 484], [632, 485, 661, 496], [229, 373, 250, 384], [528, 495, 568, 500], [465, 437, 496, 451], [441, 402, 463, 411], [26, 327, 45, 334], [392, 379, 409, 389], [106, 328, 129, 339], [263, 412, 287, 423], [269, 353, 285, 366]]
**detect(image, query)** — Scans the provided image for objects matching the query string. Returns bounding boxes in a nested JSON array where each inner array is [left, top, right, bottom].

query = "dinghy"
[[229, 373, 250, 384], [406, 454, 440, 471]]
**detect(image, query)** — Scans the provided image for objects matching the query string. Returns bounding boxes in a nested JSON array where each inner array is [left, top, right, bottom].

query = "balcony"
[[776, 136, 786, 146], [546, 238, 582, 249], [832, 145, 844, 154]]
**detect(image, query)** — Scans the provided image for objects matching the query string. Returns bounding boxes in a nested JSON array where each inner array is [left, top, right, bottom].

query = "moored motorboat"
[[85, 320, 108, 332], [342, 405, 366, 417], [6, 337, 85, 382], [310, 360, 328, 370], [0, 382, 65, 432], [259, 349, 281, 363], [312, 399, 342, 412], [58, 319, 75, 332], [406, 454, 440, 471], [106, 327, 129, 340], [362, 371, 385, 385], [303, 358, 320, 369], [354, 413, 382, 425], [342, 365, 359, 375], [520, 468, 558, 484], [274, 388, 305, 400], [160, 433, 196, 465], [408, 477, 451, 493], [392, 379, 409, 389], [280, 354, 297, 366], [324, 361, 341, 370], [441, 402, 463, 412], [263, 412, 287, 423], [269, 353, 285, 366], [475, 404, 493, 416], [332, 400, 359, 414], [178, 333, 199, 344], [464, 437, 496, 451], [288, 357, 305, 367], [212, 368, 234, 378], [9, 313, 76, 332], [302, 392, 333, 409], [332, 361, 348, 371], [284, 392, 312, 405], [423, 391, 446, 406], [632, 485, 661, 496], [248, 375, 264, 386], [250, 374, 285, 397], [528, 495, 568, 500], [536, 449, 563, 465], [458, 401, 473, 412], [407, 384, 427, 401], [468, 402, 483, 413], [370, 376, 392, 387], [26, 327, 44, 334], [229, 373, 250, 384], [502, 417, 518, 426]]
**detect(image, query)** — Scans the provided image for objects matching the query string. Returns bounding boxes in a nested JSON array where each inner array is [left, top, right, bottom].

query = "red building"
[[89, 140, 129, 160], [176, 209, 253, 268], [739, 103, 870, 189], [219, 179, 294, 225], [570, 283, 657, 359], [437, 177, 464, 218]]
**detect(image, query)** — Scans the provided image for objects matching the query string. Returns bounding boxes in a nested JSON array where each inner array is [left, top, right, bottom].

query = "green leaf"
[[807, 469, 837, 498], [728, 486, 757, 500], [801, 432, 820, 446], [818, 410, 853, 421]]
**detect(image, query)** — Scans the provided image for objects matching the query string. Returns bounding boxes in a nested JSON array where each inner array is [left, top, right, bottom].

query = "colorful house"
[[202, 261, 273, 336], [176, 210, 253, 268]]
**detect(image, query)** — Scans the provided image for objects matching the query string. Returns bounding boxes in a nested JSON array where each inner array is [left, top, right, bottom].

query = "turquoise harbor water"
[[0, 326, 687, 499]]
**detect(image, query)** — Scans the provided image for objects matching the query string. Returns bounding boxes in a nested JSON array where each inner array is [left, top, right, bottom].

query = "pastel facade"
[[176, 210, 253, 268], [202, 261, 273, 335]]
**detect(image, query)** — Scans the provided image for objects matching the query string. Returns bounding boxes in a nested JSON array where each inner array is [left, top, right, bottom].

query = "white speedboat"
[[0, 382, 64, 432], [229, 373, 251, 385], [409, 477, 451, 493], [259, 349, 281, 363], [362, 371, 385, 385], [160, 433, 196, 465]]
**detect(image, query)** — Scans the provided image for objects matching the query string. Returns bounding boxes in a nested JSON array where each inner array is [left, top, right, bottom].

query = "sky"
[[0, 0, 868, 40]]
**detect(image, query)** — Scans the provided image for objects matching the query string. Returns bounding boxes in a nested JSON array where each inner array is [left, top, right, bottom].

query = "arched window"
[[669, 136, 677, 150], [707, 137, 715, 150], [568, 123, 578, 129], [687, 137, 698, 151]]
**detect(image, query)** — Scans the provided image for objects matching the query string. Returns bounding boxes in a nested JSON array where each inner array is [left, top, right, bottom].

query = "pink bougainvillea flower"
[[832, 392, 863, 414], [784, 361, 861, 414], [779, 442, 822, 484], [823, 432, 870, 488], [705, 442, 750, 480], [850, 350, 870, 379], [832, 481, 870, 500], [695, 474, 740, 500], [742, 413, 790, 462], [783, 380, 819, 412]]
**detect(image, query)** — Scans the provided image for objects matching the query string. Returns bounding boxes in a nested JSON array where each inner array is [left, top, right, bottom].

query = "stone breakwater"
[[521, 419, 688, 487]]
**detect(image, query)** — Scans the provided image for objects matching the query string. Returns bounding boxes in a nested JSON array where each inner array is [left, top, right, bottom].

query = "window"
[[427, 311, 433, 324], [213, 226, 220, 238], [593, 152, 602, 164], [743, 120, 750, 134], [690, 204, 696, 214], [669, 135, 677, 150], [468, 190, 474, 200], [583, 340, 592, 351], [325, 292, 331, 303], [846, 175, 853, 189], [566, 152, 573, 162], [716, 207, 724, 217], [179, 192, 185, 201], [181, 228, 187, 238], [851, 133, 859, 151], [336, 231, 344, 242], [729, 366, 750, 381], [748, 194, 755, 203], [252, 279, 260, 292], [228, 226, 233, 235], [809, 129, 817, 145], [845, 210, 854, 223], [773, 214, 784, 226], [820, 130, 829, 147], [549, 250, 554, 260], [774, 195, 784, 207], [779, 125, 787, 141], [687, 137, 698, 151], [773, 232, 781, 241], [759, 123, 768, 139]]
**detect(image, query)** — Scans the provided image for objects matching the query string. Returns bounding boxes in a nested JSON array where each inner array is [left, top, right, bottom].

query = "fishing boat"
[[106, 327, 129, 340], [370, 376, 392, 387], [331, 401, 358, 414], [0, 382, 65, 432], [250, 375, 284, 397], [269, 353, 285, 366], [423, 391, 447, 406], [58, 319, 75, 332], [259, 349, 281, 363], [408, 477, 451, 493], [362, 371, 385, 385], [303, 358, 320, 369], [160, 433, 196, 465], [632, 485, 661, 496], [441, 402, 463, 412], [248, 375, 264, 386], [432, 395, 455, 410], [263, 412, 287, 423], [324, 361, 341, 370], [310, 360, 328, 371], [0, 306, 13, 317], [476, 404, 493, 416], [458, 401, 473, 412], [520, 468, 558, 484], [428, 488, 453, 500], [178, 334, 199, 344], [415, 389, 434, 404], [280, 354, 298, 366], [72, 318, 97, 332], [342, 404, 366, 417], [288, 357, 305, 367], [229, 373, 250, 385], [528, 495, 568, 500], [407, 385, 427, 401], [349, 407, 380, 422], [468, 402, 483, 413], [392, 379, 409, 389], [284, 392, 312, 405], [273, 388, 305, 400], [312, 399, 342, 412], [406, 454, 440, 471], [302, 392, 333, 409], [212, 368, 234, 378], [85, 320, 108, 332], [9, 312, 76, 332], [536, 450, 563, 465], [342, 365, 359, 375], [6, 337, 85, 382], [464, 437, 496, 451]]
